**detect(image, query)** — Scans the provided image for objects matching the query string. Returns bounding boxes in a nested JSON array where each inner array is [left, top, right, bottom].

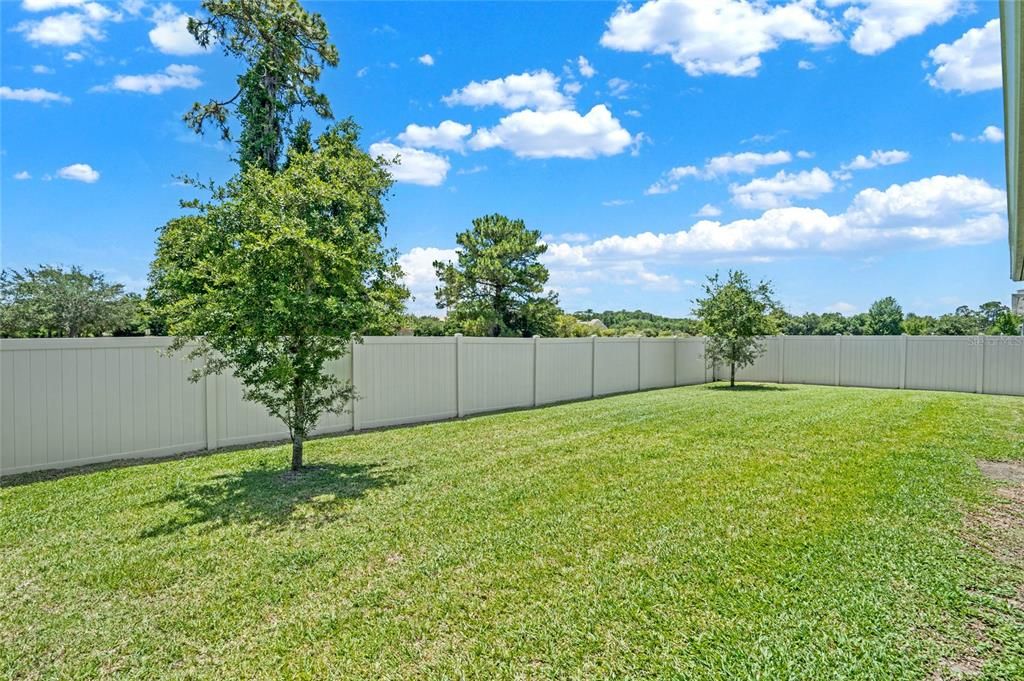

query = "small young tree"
[[694, 271, 779, 387], [0, 265, 135, 337], [149, 122, 408, 470], [433, 214, 560, 337]]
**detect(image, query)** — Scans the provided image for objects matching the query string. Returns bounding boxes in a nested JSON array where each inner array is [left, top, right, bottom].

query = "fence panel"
[[0, 338, 206, 475], [840, 336, 902, 389], [675, 338, 707, 385], [640, 339, 676, 390], [905, 336, 978, 393], [461, 337, 535, 414], [734, 337, 782, 383], [353, 337, 457, 429], [535, 338, 593, 405], [783, 337, 837, 385], [594, 338, 639, 396], [981, 337, 1024, 396]]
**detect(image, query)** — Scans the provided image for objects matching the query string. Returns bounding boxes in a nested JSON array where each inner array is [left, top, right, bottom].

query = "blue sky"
[[1, 0, 1014, 317]]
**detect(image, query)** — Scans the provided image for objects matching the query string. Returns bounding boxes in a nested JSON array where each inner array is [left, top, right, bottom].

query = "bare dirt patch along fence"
[[2, 334, 1021, 476]]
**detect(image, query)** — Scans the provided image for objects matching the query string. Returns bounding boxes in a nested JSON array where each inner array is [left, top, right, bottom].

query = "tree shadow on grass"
[[140, 462, 403, 538], [707, 383, 795, 391]]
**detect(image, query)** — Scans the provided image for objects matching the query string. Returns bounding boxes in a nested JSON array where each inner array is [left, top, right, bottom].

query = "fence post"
[[351, 334, 360, 431], [455, 333, 464, 417], [704, 337, 711, 383], [778, 335, 785, 384], [532, 335, 540, 407], [637, 336, 643, 391], [976, 334, 985, 394], [899, 334, 908, 390], [834, 334, 842, 386], [673, 336, 679, 387], [590, 335, 597, 398], [204, 372, 218, 451]]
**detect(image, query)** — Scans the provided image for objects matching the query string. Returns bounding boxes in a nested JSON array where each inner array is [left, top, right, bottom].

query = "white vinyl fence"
[[1, 334, 1021, 476], [734, 335, 1024, 396], [0, 336, 707, 476]]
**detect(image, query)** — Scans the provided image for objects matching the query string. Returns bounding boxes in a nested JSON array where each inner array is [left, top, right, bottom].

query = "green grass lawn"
[[3, 383, 1024, 680]]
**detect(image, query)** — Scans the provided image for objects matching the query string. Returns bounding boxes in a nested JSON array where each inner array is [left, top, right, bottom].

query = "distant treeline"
[[3, 265, 1020, 339]]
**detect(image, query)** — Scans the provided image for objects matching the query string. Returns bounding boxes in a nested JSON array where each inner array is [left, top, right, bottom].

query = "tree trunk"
[[291, 376, 305, 470], [730, 362, 735, 387]]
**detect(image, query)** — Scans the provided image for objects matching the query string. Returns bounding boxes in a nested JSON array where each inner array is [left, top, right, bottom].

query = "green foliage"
[[149, 122, 407, 468], [109, 293, 148, 336], [185, 0, 339, 173], [933, 310, 983, 336], [990, 311, 1023, 335], [694, 271, 780, 386], [434, 214, 561, 337], [554, 314, 597, 337], [401, 314, 454, 337], [902, 314, 935, 336], [0, 265, 143, 337], [978, 301, 1010, 328], [784, 299, 1018, 337], [865, 296, 904, 335], [572, 309, 700, 336]]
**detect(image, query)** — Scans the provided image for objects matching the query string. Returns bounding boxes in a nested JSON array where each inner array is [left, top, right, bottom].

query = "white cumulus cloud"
[[695, 203, 723, 217], [149, 4, 209, 56], [22, 0, 87, 10], [645, 165, 699, 195], [95, 64, 202, 94], [833, 0, 962, 55], [730, 168, 835, 209], [977, 125, 1004, 143], [0, 85, 70, 103], [927, 18, 1001, 93], [56, 163, 100, 183], [547, 174, 1005, 264], [646, 150, 794, 195], [13, 171, 32, 180], [443, 70, 571, 111], [396, 120, 472, 152], [840, 149, 911, 171], [418, 53, 434, 66], [469, 105, 636, 159], [705, 150, 792, 176], [15, 2, 120, 46], [600, 0, 841, 77], [369, 142, 450, 186]]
